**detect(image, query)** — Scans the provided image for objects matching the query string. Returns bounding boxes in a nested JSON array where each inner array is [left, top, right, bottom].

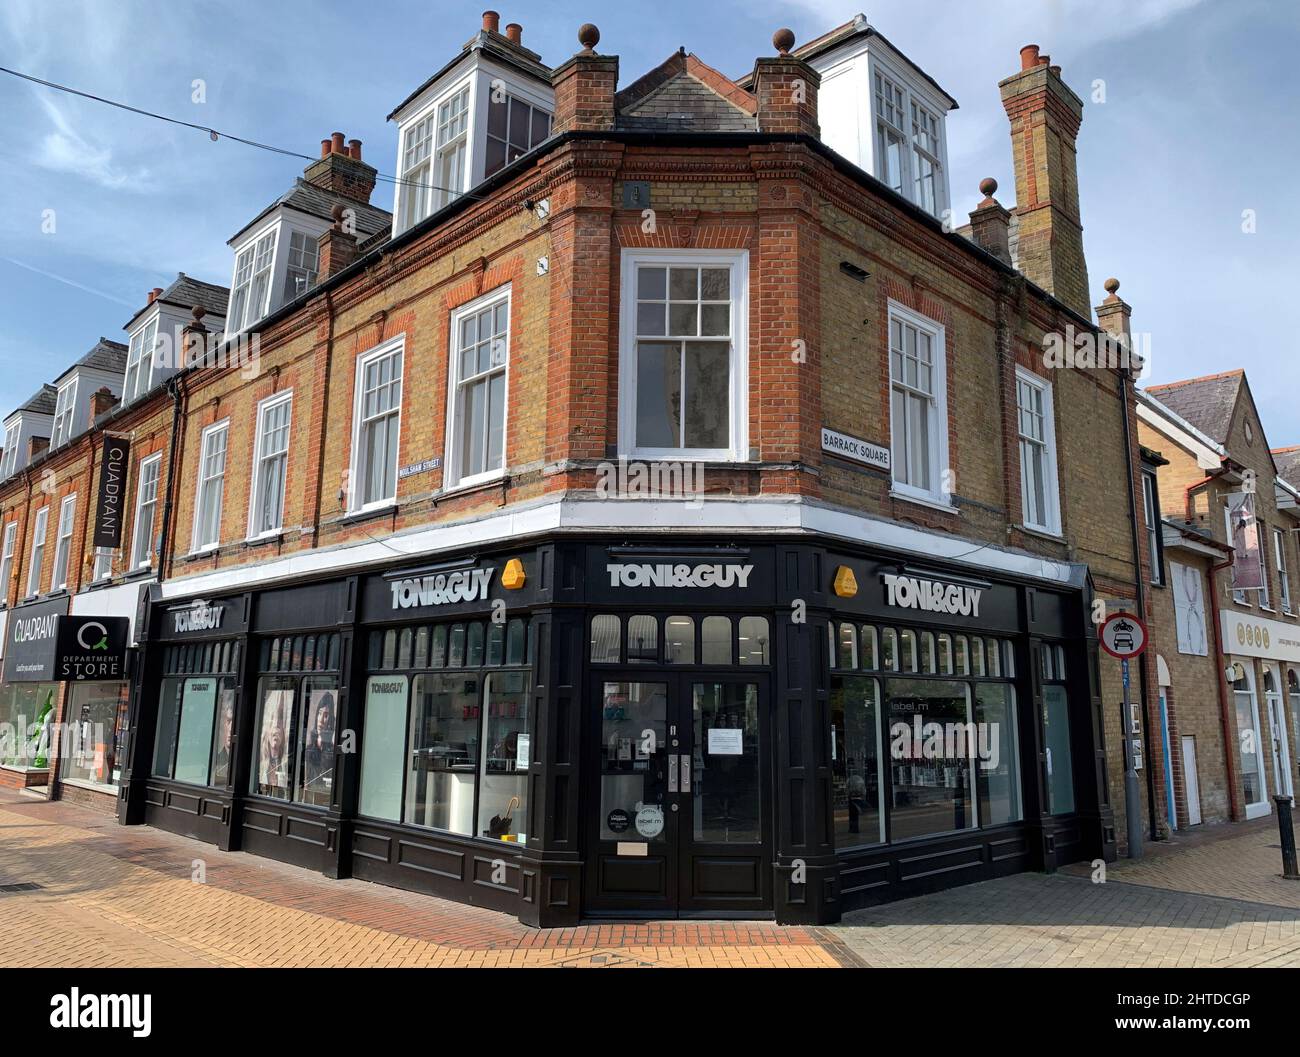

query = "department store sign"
[[882, 573, 983, 618], [1220, 609, 1300, 664], [390, 567, 493, 609]]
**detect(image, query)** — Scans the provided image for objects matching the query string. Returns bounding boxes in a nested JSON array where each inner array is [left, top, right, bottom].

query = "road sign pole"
[[1121, 657, 1142, 859]]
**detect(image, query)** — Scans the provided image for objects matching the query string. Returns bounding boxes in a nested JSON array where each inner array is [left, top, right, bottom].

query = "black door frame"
[[581, 668, 774, 918]]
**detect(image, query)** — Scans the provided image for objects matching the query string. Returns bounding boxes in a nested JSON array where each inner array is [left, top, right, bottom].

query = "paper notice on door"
[[707, 728, 744, 755], [616, 842, 648, 857], [515, 734, 530, 770]]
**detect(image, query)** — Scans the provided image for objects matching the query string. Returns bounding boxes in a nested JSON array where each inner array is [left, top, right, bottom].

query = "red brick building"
[[0, 14, 1157, 925]]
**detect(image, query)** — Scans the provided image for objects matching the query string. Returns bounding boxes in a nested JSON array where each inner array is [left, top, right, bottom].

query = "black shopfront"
[[117, 534, 1116, 926]]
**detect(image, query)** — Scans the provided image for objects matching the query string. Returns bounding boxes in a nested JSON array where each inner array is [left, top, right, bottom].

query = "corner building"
[[102, 16, 1150, 925]]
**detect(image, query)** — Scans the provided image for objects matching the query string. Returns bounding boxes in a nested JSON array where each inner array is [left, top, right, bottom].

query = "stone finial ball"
[[192, 305, 206, 321], [773, 28, 795, 55], [578, 23, 600, 50], [979, 177, 998, 198], [1104, 277, 1120, 294]]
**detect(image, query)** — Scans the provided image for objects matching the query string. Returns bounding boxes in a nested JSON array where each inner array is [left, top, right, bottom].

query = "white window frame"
[[191, 420, 229, 553], [92, 547, 112, 583], [50, 493, 76, 592], [617, 248, 750, 462], [1, 422, 19, 479], [124, 316, 159, 403], [349, 337, 405, 514], [1259, 520, 1273, 610], [228, 227, 278, 333], [445, 288, 511, 489], [867, 52, 950, 218], [1275, 527, 1292, 614], [248, 392, 293, 539], [484, 91, 551, 178], [283, 230, 319, 302], [1232, 662, 1271, 819], [887, 300, 950, 506], [433, 85, 471, 213], [0, 521, 16, 603], [1141, 470, 1162, 584], [1014, 366, 1062, 535], [398, 111, 436, 232], [130, 454, 162, 569], [26, 505, 48, 598], [51, 378, 78, 448]]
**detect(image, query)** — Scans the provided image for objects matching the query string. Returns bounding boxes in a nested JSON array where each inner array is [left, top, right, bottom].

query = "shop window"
[[591, 614, 621, 663], [1039, 643, 1054, 681], [954, 635, 970, 676], [59, 682, 131, 789], [738, 617, 770, 666], [414, 626, 430, 669], [599, 681, 668, 840], [506, 619, 527, 665], [431, 625, 448, 667], [987, 639, 1002, 678], [919, 631, 935, 674], [830, 675, 884, 848], [838, 622, 858, 670], [885, 678, 975, 839], [448, 624, 466, 667], [1055, 646, 1066, 679], [296, 676, 339, 806], [859, 625, 878, 670], [665, 616, 695, 664], [975, 683, 1021, 826], [970, 638, 985, 677], [358, 675, 408, 821], [692, 682, 762, 842], [397, 628, 413, 669], [1232, 666, 1267, 813], [1042, 684, 1075, 814], [406, 673, 481, 834], [486, 622, 505, 666], [251, 676, 297, 799], [0, 683, 59, 769], [881, 627, 898, 671], [382, 629, 397, 669], [702, 616, 732, 665], [627, 615, 658, 663], [153, 673, 237, 787], [899, 629, 917, 673], [937, 633, 953, 675], [477, 670, 531, 843], [467, 622, 485, 666]]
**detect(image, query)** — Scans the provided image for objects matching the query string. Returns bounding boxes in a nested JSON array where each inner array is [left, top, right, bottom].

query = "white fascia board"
[[390, 53, 476, 127], [158, 496, 1082, 600], [1136, 394, 1225, 470], [72, 578, 155, 641]]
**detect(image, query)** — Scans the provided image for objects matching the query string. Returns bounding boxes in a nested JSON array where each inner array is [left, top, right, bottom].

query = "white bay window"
[[229, 230, 276, 332], [619, 249, 748, 460], [51, 380, 77, 447], [446, 289, 510, 487], [124, 317, 159, 403]]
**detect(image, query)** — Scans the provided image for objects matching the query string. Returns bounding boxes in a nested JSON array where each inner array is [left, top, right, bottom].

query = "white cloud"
[[31, 95, 153, 191]]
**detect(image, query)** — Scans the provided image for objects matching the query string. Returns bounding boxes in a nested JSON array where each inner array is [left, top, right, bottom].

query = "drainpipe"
[[157, 375, 187, 578], [310, 290, 337, 534], [1118, 369, 1159, 844], [1207, 553, 1244, 819]]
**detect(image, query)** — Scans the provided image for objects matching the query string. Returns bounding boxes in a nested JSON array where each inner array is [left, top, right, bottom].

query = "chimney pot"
[[1037, 54, 1051, 67], [1019, 44, 1040, 71], [1049, 64, 1062, 76], [773, 28, 795, 56], [331, 131, 346, 154], [320, 139, 331, 158], [505, 22, 522, 44], [348, 139, 362, 160], [148, 287, 163, 304], [482, 10, 500, 32]]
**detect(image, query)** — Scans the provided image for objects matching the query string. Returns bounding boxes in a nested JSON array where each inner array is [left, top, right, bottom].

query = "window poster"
[[174, 677, 217, 785], [257, 689, 295, 797], [358, 676, 408, 821], [1227, 491, 1263, 591], [1170, 561, 1208, 656]]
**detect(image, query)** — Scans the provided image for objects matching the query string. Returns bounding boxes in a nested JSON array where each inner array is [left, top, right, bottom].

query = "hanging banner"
[[92, 435, 132, 549], [1226, 491, 1263, 591]]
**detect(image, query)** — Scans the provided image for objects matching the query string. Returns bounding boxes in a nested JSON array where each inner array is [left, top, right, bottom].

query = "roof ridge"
[[1147, 368, 1245, 390]]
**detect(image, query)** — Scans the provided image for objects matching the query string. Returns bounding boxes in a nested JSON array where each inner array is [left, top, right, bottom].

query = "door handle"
[[680, 753, 691, 793], [668, 752, 678, 793]]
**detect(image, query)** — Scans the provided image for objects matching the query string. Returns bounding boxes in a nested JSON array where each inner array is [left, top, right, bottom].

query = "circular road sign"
[[1099, 611, 1148, 660]]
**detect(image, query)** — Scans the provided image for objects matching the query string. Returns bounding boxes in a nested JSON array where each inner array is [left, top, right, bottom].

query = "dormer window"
[[124, 317, 159, 403], [229, 230, 276, 332], [51, 379, 77, 448], [283, 231, 319, 301], [434, 87, 471, 206], [485, 93, 551, 177], [1, 423, 19, 479]]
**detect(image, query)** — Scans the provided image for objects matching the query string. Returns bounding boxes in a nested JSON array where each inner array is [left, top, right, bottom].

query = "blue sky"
[[1, 0, 1296, 442]]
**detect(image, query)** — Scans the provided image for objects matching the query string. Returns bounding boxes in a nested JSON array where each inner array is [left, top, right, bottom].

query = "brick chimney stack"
[[968, 178, 1012, 265], [751, 29, 820, 137], [89, 386, 118, 421], [318, 203, 361, 279], [1000, 44, 1090, 317], [551, 24, 618, 134], [303, 131, 377, 204], [181, 306, 209, 368]]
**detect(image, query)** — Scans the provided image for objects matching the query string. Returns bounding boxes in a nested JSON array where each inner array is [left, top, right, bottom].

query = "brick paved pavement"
[[8, 790, 1300, 968]]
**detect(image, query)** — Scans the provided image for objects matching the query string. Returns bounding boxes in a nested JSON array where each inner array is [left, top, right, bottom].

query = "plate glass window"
[[131, 455, 162, 568], [251, 395, 291, 535], [449, 290, 509, 484], [193, 423, 227, 550], [353, 343, 403, 509], [26, 507, 48, 597], [630, 255, 741, 457]]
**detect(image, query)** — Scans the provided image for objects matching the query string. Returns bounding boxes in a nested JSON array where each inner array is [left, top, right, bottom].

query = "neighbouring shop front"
[[0, 594, 131, 797], [117, 535, 1116, 925]]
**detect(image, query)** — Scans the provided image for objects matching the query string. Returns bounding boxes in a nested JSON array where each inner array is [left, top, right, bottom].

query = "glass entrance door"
[[585, 674, 771, 917]]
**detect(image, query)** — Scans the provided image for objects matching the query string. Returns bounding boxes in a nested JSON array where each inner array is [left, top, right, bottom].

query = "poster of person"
[[256, 690, 295, 799], [210, 689, 237, 787], [1227, 491, 1263, 591], [300, 688, 337, 805], [1170, 561, 1208, 656]]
